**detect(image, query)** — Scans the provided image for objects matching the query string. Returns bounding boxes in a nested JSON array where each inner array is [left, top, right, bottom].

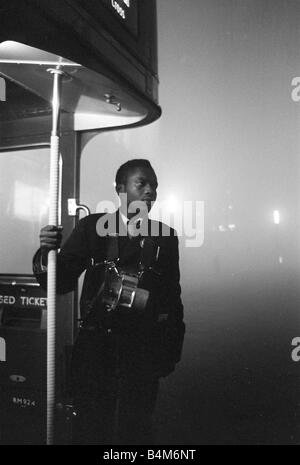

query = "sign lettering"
[[101, 0, 138, 36], [0, 295, 47, 307]]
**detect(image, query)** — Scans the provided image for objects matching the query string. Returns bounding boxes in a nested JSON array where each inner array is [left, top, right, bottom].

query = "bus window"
[[0, 147, 50, 274]]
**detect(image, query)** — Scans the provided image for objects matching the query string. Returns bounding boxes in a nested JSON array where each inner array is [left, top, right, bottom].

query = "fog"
[[79, 0, 300, 444]]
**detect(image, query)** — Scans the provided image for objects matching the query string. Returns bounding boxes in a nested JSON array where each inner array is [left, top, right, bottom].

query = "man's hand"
[[40, 225, 63, 255]]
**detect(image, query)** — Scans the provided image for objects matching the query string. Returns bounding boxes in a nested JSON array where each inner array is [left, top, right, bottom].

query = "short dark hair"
[[115, 159, 156, 189]]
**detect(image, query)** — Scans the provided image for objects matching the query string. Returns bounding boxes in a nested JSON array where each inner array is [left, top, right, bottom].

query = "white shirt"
[[119, 210, 145, 238]]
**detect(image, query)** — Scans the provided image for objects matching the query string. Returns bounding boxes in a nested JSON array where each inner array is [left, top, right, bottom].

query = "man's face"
[[118, 167, 158, 216]]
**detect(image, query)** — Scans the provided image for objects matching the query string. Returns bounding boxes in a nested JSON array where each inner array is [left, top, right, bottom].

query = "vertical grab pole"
[[47, 68, 64, 445]]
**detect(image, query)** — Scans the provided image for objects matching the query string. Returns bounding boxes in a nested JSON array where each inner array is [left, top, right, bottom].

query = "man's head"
[[115, 159, 158, 217]]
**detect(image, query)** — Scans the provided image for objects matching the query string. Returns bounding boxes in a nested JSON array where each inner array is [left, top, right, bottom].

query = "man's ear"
[[116, 183, 125, 194]]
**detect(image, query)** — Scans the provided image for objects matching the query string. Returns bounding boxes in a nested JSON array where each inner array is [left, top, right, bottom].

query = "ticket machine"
[[0, 0, 161, 444]]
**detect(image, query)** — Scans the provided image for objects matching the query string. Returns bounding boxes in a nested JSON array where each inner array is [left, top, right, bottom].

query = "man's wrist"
[[33, 248, 47, 274], [40, 248, 48, 267]]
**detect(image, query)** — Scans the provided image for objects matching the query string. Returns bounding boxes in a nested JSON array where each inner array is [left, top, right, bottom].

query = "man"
[[33, 159, 185, 444]]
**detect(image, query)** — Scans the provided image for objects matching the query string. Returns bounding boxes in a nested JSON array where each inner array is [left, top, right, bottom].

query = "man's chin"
[[124, 200, 153, 217], [145, 201, 152, 211]]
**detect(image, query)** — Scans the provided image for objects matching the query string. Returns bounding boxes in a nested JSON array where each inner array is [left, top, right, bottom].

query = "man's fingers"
[[41, 235, 61, 242], [40, 225, 63, 239], [41, 237, 60, 244], [41, 225, 63, 232], [40, 231, 62, 239], [41, 241, 61, 250], [40, 231, 61, 238], [40, 225, 63, 251]]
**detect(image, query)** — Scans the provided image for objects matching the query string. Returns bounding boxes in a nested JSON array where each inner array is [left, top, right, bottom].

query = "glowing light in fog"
[[166, 195, 178, 213], [218, 224, 236, 232], [273, 210, 280, 224], [278, 256, 283, 264]]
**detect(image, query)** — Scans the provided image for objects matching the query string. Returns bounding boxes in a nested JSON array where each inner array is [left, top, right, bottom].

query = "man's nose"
[[144, 184, 155, 196]]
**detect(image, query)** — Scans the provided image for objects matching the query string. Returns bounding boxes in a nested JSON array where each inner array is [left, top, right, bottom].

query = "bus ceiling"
[[0, 0, 161, 133]]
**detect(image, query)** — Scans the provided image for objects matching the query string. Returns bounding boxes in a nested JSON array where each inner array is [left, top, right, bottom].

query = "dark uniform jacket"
[[33, 211, 185, 376]]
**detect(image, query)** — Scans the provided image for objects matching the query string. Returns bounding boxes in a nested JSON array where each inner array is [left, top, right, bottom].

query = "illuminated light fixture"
[[278, 256, 283, 264], [273, 210, 280, 224], [228, 224, 236, 231]]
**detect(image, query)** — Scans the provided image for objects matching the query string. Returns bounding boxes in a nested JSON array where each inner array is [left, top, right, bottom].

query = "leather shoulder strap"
[[106, 233, 119, 262]]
